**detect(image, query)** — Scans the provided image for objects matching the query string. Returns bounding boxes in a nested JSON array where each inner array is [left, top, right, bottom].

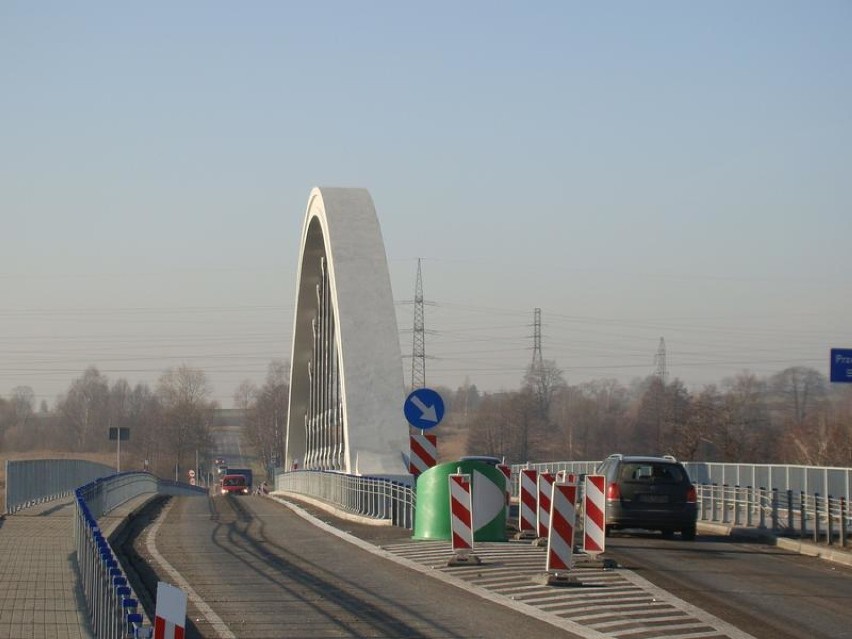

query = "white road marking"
[[144, 499, 236, 639]]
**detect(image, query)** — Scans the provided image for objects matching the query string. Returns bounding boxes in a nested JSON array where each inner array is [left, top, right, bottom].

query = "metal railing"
[[697, 483, 850, 546], [75, 472, 207, 638], [5, 458, 115, 513], [508, 460, 852, 505], [274, 470, 415, 529], [684, 462, 852, 506]]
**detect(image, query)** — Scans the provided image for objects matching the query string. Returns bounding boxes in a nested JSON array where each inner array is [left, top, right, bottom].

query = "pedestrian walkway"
[[0, 497, 93, 639], [0, 495, 155, 639]]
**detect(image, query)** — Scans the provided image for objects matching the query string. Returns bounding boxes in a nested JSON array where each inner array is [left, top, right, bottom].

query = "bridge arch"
[[285, 187, 409, 476]]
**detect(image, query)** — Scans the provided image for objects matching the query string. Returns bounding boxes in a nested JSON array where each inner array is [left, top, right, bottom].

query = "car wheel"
[[681, 525, 696, 541]]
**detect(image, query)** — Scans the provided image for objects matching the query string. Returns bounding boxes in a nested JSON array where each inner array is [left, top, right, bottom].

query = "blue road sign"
[[830, 349, 852, 383], [404, 388, 445, 429]]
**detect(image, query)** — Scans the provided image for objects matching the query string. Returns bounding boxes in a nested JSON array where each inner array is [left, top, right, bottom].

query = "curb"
[[698, 521, 852, 568]]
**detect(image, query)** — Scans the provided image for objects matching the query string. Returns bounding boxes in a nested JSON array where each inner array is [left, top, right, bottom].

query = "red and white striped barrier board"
[[519, 469, 538, 534], [556, 471, 578, 484], [496, 463, 512, 520], [537, 472, 556, 539], [546, 481, 578, 572], [409, 433, 437, 476], [448, 473, 474, 555], [154, 581, 187, 639], [583, 474, 606, 555]]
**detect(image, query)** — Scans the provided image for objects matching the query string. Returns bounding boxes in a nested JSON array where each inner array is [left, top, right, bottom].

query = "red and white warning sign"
[[409, 432, 438, 476], [537, 472, 556, 539], [583, 474, 606, 555], [518, 468, 538, 534], [448, 473, 474, 555], [154, 581, 187, 639]]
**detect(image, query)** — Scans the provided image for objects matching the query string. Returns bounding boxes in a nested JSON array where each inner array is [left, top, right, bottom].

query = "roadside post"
[[517, 468, 538, 539], [154, 581, 187, 639], [447, 472, 481, 566]]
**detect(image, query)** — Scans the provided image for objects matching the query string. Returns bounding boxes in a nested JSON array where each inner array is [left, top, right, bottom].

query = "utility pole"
[[532, 307, 543, 372], [653, 337, 667, 453], [411, 258, 426, 390], [654, 337, 668, 383]]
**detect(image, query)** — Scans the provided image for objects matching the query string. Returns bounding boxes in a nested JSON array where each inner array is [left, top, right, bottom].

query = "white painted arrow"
[[410, 395, 438, 422]]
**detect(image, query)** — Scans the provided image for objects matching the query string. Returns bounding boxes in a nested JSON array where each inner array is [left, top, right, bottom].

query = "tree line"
[[0, 361, 289, 480], [1, 360, 850, 476], [454, 362, 852, 467]]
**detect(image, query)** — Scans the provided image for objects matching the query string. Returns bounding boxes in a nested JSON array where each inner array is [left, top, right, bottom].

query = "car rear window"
[[620, 463, 685, 483]]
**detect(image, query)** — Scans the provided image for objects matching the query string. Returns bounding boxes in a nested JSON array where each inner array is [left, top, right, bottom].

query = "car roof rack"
[[606, 453, 623, 460], [662, 454, 677, 461]]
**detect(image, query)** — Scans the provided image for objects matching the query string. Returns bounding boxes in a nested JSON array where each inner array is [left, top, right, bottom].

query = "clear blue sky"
[[2, 2, 851, 406]]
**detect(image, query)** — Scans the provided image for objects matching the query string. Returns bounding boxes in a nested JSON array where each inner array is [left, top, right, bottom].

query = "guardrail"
[[274, 470, 415, 529], [508, 460, 852, 505], [75, 472, 207, 638], [5, 458, 116, 513], [697, 483, 850, 546]]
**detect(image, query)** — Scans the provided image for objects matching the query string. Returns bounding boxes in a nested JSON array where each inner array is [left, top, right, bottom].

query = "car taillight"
[[606, 482, 621, 501], [686, 485, 697, 504]]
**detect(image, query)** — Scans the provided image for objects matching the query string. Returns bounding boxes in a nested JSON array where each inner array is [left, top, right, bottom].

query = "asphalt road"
[[121, 493, 591, 639], [603, 531, 852, 639]]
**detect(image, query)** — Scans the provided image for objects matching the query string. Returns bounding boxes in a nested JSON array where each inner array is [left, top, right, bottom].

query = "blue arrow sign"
[[830, 348, 852, 383], [404, 388, 445, 429]]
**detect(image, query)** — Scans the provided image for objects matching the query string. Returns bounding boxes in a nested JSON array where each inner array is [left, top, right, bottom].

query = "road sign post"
[[108, 427, 130, 472]]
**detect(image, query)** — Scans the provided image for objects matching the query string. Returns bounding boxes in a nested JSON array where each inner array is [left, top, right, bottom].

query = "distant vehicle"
[[595, 454, 697, 540], [220, 474, 249, 496], [214, 457, 226, 465], [227, 467, 253, 490]]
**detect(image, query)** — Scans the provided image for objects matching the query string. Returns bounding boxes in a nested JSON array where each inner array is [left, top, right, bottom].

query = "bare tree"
[[523, 359, 566, 423], [241, 361, 289, 471], [467, 393, 516, 460], [675, 385, 723, 461], [56, 367, 110, 450], [769, 367, 832, 464], [719, 372, 771, 461], [157, 365, 215, 476]]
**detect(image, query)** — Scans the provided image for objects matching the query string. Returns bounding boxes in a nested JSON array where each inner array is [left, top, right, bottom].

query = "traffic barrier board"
[[583, 475, 606, 555]]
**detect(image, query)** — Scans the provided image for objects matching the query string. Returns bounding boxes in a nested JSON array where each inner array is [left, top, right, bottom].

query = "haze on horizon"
[[2, 2, 850, 407]]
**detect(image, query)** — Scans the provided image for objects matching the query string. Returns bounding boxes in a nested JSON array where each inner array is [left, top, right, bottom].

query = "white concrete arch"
[[285, 187, 409, 476]]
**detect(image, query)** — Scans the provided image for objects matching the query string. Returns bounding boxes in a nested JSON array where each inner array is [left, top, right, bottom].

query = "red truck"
[[220, 474, 249, 496]]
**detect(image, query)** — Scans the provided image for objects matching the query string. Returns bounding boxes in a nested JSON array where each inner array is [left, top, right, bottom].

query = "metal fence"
[[697, 483, 850, 546], [274, 470, 415, 529], [5, 458, 115, 513], [683, 462, 852, 505], [509, 458, 852, 544], [508, 460, 852, 505], [75, 472, 207, 638]]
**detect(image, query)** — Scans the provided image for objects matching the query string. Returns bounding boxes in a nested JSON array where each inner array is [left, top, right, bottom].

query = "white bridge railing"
[[274, 470, 415, 529]]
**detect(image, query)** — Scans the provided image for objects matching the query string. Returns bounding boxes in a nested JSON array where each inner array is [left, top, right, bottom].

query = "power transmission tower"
[[654, 337, 668, 383], [411, 258, 426, 389], [532, 307, 543, 371]]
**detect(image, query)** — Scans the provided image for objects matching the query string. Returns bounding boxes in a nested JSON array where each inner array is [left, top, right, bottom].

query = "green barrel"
[[413, 460, 507, 541]]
